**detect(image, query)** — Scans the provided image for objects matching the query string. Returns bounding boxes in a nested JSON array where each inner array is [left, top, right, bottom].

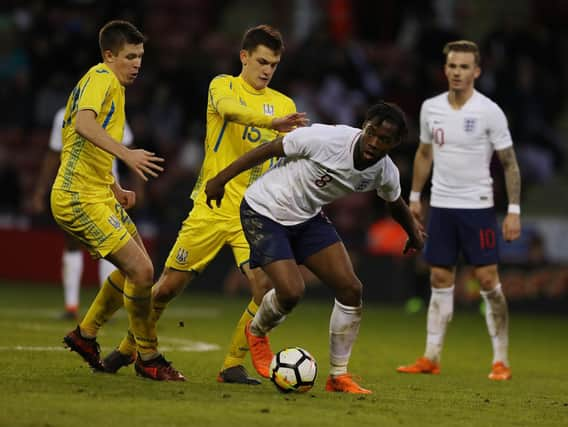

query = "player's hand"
[[205, 177, 225, 209], [502, 213, 521, 242], [123, 149, 165, 181], [113, 188, 136, 210], [272, 112, 309, 133], [403, 221, 427, 255], [409, 200, 423, 223]]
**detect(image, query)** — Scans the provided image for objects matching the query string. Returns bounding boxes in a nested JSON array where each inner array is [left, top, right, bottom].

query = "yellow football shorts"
[[165, 204, 250, 273], [50, 189, 137, 259]]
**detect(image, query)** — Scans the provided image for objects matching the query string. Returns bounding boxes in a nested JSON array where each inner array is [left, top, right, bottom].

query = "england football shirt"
[[245, 124, 401, 225], [420, 89, 513, 208]]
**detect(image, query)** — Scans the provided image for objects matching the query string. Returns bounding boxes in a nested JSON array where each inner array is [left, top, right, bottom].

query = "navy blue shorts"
[[240, 199, 342, 268], [423, 207, 499, 266]]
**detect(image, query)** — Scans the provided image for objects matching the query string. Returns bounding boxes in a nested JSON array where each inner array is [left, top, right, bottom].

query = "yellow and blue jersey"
[[53, 63, 126, 196], [191, 74, 297, 218]]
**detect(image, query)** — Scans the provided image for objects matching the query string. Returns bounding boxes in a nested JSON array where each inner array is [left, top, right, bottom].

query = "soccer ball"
[[269, 347, 318, 393]]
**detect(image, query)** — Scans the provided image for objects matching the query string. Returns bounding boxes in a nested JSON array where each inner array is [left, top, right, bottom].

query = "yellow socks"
[[221, 299, 258, 371], [117, 293, 169, 357], [123, 279, 158, 360], [79, 269, 126, 338]]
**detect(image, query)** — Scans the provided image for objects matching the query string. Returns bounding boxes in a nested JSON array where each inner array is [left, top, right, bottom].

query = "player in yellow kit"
[[55, 20, 184, 381], [103, 24, 308, 384]]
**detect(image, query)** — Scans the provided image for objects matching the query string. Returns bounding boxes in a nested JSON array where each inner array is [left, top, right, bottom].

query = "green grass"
[[0, 282, 566, 427]]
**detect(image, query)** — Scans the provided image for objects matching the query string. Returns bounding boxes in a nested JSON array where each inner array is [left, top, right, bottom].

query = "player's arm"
[[496, 146, 522, 241], [205, 137, 285, 208], [408, 142, 433, 221], [211, 78, 307, 132], [30, 149, 60, 213], [387, 196, 427, 254], [75, 109, 164, 181]]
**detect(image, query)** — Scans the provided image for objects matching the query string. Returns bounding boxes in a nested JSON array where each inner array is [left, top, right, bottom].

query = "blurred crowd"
[[1, 0, 567, 303]]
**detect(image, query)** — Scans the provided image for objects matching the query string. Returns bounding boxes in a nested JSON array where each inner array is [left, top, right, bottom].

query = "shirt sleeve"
[[209, 75, 273, 128], [419, 101, 433, 144], [48, 108, 66, 151], [375, 157, 402, 202], [77, 72, 111, 117], [487, 102, 513, 150], [282, 125, 319, 158]]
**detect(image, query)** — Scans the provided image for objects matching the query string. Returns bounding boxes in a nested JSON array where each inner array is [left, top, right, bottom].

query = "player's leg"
[[397, 207, 458, 374], [462, 208, 511, 380], [61, 234, 84, 319], [239, 199, 303, 378], [217, 263, 269, 384], [302, 241, 371, 394], [107, 234, 184, 381], [474, 264, 511, 380], [217, 222, 272, 384]]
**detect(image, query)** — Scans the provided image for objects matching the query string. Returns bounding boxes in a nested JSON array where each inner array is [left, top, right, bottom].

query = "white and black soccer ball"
[[269, 347, 318, 393]]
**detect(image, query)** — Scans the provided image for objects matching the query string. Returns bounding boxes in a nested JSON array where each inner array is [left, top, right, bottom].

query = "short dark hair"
[[241, 25, 284, 54], [365, 101, 408, 142], [443, 40, 480, 65], [99, 20, 145, 57]]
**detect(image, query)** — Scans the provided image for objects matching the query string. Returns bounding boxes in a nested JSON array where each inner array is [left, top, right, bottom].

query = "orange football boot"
[[244, 320, 273, 378], [396, 356, 440, 375], [325, 373, 372, 394], [488, 361, 512, 381]]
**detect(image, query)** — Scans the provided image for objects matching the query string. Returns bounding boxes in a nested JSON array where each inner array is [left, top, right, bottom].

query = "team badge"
[[464, 117, 476, 133], [263, 104, 274, 116], [355, 179, 371, 191], [108, 215, 121, 230], [176, 248, 189, 264]]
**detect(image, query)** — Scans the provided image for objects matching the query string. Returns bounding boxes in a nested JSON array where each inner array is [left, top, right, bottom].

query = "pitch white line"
[[0, 340, 220, 353]]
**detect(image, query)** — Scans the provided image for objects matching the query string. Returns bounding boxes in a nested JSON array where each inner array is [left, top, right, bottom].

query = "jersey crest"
[[464, 117, 477, 133]]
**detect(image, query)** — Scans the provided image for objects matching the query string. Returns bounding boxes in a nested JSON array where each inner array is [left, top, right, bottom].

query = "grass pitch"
[[0, 282, 566, 427]]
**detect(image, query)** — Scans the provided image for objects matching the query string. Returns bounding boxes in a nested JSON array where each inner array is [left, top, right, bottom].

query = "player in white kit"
[[31, 107, 135, 319], [205, 101, 426, 394], [396, 41, 521, 380]]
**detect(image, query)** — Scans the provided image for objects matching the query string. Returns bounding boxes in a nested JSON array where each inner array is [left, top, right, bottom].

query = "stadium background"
[[1, 0, 567, 310]]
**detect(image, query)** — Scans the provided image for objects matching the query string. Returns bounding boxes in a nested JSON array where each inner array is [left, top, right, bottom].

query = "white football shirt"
[[420, 90, 513, 208], [49, 107, 134, 180], [244, 124, 401, 225]]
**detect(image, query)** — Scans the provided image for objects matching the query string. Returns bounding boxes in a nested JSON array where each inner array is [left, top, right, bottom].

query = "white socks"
[[62, 250, 83, 310], [329, 299, 362, 376], [250, 289, 288, 336], [424, 286, 454, 363], [98, 259, 116, 288], [480, 283, 509, 365]]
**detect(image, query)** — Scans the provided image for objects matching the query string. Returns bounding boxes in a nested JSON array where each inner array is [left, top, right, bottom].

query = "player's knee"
[[430, 269, 453, 287], [475, 273, 499, 290], [131, 261, 154, 288], [337, 279, 362, 306], [278, 287, 304, 312]]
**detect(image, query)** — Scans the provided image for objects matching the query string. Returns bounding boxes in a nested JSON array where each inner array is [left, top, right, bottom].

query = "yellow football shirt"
[[53, 63, 126, 196], [191, 74, 297, 218]]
